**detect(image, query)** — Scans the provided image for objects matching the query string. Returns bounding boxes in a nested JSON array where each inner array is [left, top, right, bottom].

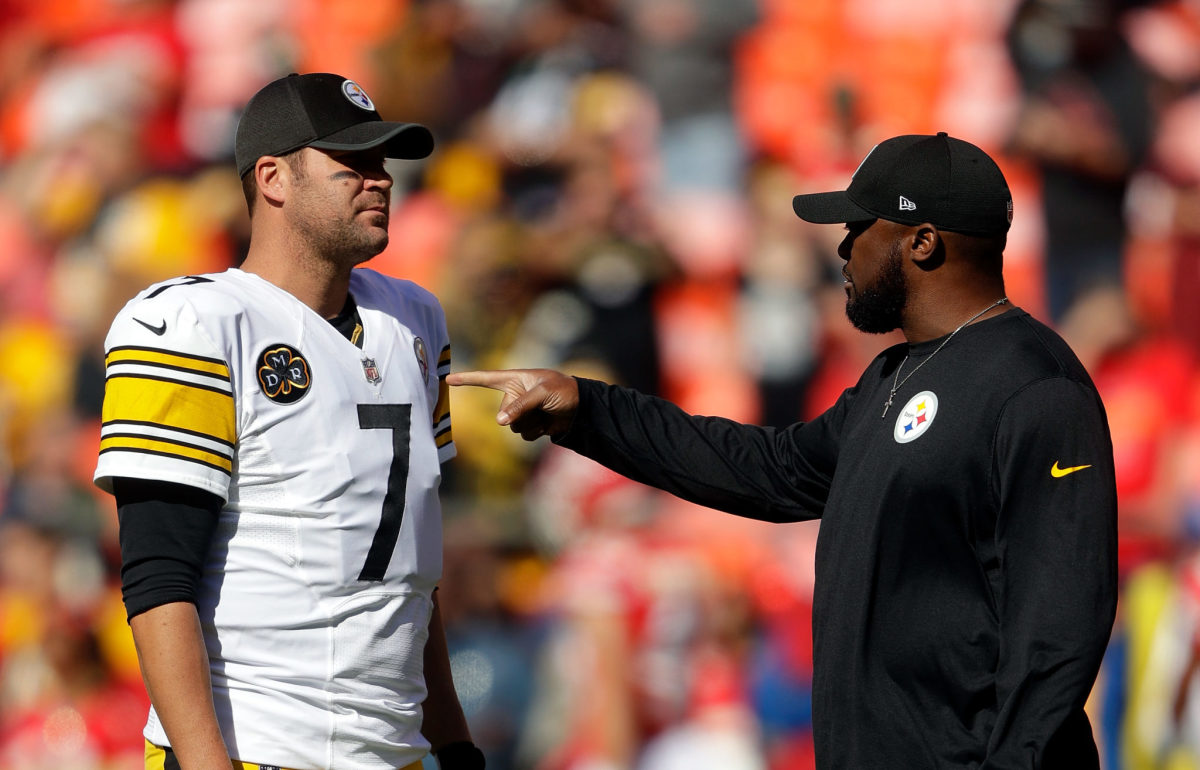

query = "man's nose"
[[363, 171, 393, 190], [837, 233, 853, 261]]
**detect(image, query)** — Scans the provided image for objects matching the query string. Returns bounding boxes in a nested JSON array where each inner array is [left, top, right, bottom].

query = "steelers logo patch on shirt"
[[894, 390, 938, 444], [257, 344, 312, 404], [413, 336, 429, 383]]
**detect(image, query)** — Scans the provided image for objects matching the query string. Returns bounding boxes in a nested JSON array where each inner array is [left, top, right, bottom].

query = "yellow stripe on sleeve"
[[433, 378, 450, 425], [103, 375, 235, 446], [107, 346, 230, 379], [99, 434, 233, 473]]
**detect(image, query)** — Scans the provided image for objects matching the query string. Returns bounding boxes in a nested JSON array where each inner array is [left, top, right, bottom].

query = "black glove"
[[433, 741, 486, 770]]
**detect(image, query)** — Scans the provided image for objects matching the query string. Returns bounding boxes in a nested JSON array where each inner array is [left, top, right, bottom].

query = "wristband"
[[433, 741, 485, 770]]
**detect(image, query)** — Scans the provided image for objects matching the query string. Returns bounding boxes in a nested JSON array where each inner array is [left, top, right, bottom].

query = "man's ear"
[[910, 224, 944, 270], [255, 157, 286, 207]]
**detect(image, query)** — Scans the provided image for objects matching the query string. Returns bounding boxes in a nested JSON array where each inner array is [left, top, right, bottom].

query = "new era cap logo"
[[899, 195, 916, 211]]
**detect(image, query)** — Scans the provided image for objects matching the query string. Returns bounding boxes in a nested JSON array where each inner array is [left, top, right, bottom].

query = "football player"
[[95, 73, 484, 770]]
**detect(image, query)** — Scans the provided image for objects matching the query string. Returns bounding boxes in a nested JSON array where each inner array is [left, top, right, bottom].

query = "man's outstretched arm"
[[449, 369, 831, 522]]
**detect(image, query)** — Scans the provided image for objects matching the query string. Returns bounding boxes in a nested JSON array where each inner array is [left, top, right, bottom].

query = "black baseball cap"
[[792, 132, 1013, 237], [234, 72, 434, 178]]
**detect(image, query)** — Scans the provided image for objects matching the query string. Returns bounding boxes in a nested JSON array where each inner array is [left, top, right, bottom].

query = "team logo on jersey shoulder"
[[362, 356, 382, 385], [256, 343, 311, 404], [413, 336, 429, 383], [893, 390, 938, 444]]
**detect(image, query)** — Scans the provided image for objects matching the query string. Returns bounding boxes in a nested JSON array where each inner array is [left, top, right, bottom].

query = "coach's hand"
[[447, 368, 579, 440]]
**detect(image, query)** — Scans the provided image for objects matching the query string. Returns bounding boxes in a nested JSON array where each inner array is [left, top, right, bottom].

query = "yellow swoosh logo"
[[1051, 461, 1092, 478]]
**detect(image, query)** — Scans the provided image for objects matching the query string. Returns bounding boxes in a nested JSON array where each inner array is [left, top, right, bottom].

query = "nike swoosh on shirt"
[[133, 317, 167, 336], [1051, 461, 1092, 478]]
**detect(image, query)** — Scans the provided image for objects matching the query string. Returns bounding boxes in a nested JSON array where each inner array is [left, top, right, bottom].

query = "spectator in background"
[[1136, 86, 1200, 359], [623, 0, 758, 194], [737, 161, 833, 427], [515, 428, 766, 770], [0, 419, 147, 769], [1006, 0, 1155, 322]]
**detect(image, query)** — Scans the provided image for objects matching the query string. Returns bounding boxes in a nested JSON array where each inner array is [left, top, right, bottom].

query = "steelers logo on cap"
[[894, 391, 938, 443], [342, 79, 375, 111]]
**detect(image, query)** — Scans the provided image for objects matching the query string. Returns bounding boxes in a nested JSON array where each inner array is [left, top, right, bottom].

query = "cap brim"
[[309, 121, 434, 160], [792, 191, 875, 224]]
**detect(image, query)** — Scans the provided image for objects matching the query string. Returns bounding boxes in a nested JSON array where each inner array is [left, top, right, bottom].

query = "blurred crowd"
[[1, 0, 1199, 768]]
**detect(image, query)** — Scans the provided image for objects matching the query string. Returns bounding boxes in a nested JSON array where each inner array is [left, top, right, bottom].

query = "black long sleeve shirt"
[[556, 309, 1117, 769]]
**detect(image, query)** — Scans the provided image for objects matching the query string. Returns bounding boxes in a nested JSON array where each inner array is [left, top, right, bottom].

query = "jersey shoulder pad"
[[352, 268, 447, 336], [108, 274, 238, 359], [353, 268, 441, 309], [98, 274, 237, 499]]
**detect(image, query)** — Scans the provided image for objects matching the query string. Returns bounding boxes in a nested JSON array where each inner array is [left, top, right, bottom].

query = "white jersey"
[[94, 267, 455, 770]]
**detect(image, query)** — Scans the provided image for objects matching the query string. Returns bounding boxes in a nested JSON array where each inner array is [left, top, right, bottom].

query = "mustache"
[[358, 195, 390, 212]]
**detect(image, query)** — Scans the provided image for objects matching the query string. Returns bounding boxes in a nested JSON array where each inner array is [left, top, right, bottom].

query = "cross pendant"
[[882, 395, 893, 418]]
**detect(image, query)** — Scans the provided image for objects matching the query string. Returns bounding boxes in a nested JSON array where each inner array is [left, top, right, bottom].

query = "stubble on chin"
[[299, 214, 389, 268]]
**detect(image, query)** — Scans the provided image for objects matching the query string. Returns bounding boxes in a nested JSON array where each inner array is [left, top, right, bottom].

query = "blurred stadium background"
[[1, 0, 1199, 767]]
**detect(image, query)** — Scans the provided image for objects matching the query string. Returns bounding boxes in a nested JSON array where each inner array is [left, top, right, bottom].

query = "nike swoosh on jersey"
[[134, 317, 167, 335], [1051, 461, 1092, 478]]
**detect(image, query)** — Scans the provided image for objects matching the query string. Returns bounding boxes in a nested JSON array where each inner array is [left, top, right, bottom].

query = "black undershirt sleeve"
[[114, 477, 222, 622]]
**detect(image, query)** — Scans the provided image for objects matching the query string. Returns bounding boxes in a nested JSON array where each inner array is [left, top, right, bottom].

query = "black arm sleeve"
[[553, 378, 839, 522], [113, 478, 222, 621]]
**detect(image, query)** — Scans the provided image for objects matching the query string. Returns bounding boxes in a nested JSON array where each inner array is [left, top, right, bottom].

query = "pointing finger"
[[447, 368, 578, 435], [446, 370, 513, 390], [448, 369, 533, 426]]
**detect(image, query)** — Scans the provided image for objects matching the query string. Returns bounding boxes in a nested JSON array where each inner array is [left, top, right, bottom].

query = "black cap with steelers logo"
[[234, 72, 434, 178], [791, 132, 1013, 237]]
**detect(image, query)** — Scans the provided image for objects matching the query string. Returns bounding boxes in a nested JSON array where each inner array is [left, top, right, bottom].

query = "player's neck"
[[241, 244, 351, 319]]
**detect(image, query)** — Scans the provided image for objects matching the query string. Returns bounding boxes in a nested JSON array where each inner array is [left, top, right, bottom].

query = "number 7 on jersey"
[[356, 404, 412, 581]]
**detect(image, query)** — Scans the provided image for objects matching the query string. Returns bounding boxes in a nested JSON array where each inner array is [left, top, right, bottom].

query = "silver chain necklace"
[[881, 297, 1009, 418]]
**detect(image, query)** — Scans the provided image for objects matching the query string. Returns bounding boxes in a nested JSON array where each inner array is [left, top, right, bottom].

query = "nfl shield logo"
[[362, 357, 382, 385]]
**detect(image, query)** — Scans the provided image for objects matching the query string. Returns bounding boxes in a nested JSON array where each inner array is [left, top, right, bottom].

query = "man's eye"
[[349, 157, 387, 175]]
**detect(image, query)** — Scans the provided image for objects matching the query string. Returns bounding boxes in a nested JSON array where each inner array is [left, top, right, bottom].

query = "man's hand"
[[447, 369, 579, 440]]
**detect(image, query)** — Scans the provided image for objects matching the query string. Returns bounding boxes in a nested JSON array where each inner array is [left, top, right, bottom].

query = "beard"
[[845, 241, 907, 334], [294, 207, 389, 267], [287, 165, 390, 267]]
